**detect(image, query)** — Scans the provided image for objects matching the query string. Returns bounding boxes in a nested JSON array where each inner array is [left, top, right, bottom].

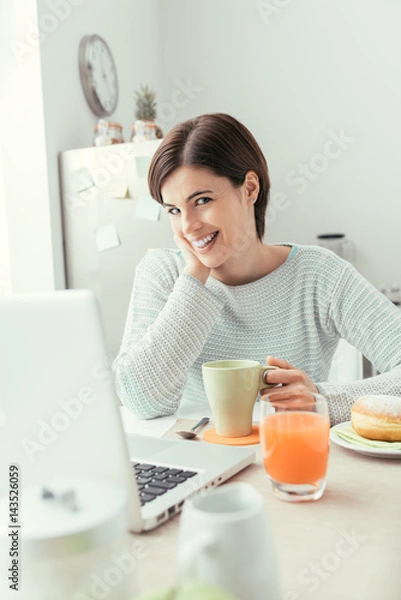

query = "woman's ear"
[[244, 171, 260, 202]]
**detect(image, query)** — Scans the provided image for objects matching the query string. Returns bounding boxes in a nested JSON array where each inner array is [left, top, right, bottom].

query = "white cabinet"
[[59, 141, 174, 358]]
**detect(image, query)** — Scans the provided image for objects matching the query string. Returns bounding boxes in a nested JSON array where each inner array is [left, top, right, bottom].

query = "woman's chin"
[[199, 257, 226, 272], [194, 246, 230, 272]]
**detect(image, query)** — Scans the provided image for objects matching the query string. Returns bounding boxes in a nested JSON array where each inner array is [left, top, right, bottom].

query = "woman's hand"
[[174, 234, 211, 284], [261, 356, 319, 400]]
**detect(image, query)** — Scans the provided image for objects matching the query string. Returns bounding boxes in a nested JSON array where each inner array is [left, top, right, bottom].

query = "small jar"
[[94, 120, 124, 146], [131, 120, 163, 143]]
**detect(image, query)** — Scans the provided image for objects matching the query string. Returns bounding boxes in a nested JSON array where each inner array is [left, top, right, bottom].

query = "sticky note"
[[135, 156, 152, 178], [103, 182, 130, 198], [70, 167, 95, 193], [94, 223, 121, 252], [135, 195, 161, 221]]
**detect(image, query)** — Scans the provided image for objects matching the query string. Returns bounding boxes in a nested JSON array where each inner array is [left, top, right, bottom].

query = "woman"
[[113, 113, 401, 423]]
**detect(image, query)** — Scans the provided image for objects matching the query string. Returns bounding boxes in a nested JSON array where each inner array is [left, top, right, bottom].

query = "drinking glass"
[[259, 392, 330, 502]]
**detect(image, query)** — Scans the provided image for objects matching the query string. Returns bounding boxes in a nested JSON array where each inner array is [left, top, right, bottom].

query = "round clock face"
[[79, 34, 119, 117]]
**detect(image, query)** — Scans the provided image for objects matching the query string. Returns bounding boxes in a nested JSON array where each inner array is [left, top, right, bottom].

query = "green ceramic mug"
[[202, 360, 279, 437]]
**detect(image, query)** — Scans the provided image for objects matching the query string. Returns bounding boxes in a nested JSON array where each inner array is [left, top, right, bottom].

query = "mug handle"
[[178, 534, 219, 579], [259, 365, 280, 390]]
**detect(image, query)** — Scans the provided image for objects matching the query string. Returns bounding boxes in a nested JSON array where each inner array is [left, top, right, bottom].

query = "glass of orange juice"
[[259, 393, 330, 502]]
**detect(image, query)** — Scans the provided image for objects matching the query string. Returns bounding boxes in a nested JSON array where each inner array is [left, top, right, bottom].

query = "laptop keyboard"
[[132, 462, 197, 506]]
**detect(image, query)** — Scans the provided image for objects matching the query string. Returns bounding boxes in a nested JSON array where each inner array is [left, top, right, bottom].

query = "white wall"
[[159, 0, 401, 289], [1, 1, 56, 292], [39, 0, 164, 290], [0, 149, 11, 294], [3, 0, 401, 292], [1, 0, 162, 291]]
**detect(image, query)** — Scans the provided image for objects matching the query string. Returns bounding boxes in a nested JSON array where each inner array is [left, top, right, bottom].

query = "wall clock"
[[79, 34, 119, 117]]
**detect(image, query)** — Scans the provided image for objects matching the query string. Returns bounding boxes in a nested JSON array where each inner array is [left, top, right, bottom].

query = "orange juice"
[[261, 412, 330, 484]]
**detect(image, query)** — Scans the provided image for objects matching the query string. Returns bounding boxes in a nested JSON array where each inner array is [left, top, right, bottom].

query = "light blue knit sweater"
[[113, 244, 401, 424]]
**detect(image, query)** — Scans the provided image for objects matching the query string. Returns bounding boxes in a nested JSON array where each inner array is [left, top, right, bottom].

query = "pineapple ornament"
[[132, 84, 163, 142]]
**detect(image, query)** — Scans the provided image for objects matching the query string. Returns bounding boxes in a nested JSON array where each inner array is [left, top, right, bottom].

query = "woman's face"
[[161, 166, 259, 271]]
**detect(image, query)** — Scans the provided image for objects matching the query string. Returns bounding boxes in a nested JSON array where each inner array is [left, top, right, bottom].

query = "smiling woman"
[[149, 113, 269, 241], [159, 166, 266, 286], [112, 113, 401, 424]]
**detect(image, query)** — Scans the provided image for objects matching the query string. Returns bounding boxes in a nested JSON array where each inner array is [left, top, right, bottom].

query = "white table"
[[122, 407, 401, 600]]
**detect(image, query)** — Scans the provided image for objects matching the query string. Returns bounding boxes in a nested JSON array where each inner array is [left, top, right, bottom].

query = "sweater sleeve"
[[316, 259, 401, 425], [112, 251, 225, 419]]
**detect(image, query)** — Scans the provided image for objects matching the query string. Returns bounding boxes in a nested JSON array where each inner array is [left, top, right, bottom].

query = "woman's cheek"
[[169, 218, 180, 234]]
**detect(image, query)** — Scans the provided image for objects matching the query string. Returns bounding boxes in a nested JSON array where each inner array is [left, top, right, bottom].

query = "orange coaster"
[[202, 426, 260, 446]]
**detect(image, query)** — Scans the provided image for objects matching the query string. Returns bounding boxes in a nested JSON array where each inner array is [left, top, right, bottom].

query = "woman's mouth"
[[191, 231, 218, 251]]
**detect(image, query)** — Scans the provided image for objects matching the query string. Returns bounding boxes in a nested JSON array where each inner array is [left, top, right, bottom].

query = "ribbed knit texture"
[[112, 244, 401, 424]]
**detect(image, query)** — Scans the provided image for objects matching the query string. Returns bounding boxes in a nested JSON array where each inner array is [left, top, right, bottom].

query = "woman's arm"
[[112, 251, 224, 419], [317, 260, 401, 425], [317, 366, 401, 426], [261, 254, 401, 426]]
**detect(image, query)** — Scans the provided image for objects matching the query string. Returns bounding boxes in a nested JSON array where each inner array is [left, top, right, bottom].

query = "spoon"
[[176, 417, 210, 440]]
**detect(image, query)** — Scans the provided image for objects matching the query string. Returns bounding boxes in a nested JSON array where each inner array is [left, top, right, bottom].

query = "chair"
[[327, 339, 363, 383]]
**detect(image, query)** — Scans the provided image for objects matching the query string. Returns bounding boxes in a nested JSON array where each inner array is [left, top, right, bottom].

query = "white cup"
[[177, 482, 280, 600]]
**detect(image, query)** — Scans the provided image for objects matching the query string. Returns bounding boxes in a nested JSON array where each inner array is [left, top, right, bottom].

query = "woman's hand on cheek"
[[261, 356, 319, 400], [174, 235, 211, 284]]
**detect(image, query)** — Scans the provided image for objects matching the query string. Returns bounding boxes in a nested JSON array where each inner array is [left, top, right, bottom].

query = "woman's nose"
[[181, 210, 202, 235]]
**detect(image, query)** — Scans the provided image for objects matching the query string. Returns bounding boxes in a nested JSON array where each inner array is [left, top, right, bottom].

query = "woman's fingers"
[[264, 355, 318, 394], [266, 356, 296, 370], [265, 367, 302, 386], [174, 234, 193, 258], [174, 235, 211, 283]]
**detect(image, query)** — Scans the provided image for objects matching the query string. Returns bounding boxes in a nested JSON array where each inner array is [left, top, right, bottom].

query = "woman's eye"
[[167, 207, 180, 216], [196, 197, 212, 206], [166, 197, 211, 215]]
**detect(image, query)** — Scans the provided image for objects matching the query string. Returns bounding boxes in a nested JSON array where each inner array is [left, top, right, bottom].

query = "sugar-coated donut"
[[351, 395, 401, 441]]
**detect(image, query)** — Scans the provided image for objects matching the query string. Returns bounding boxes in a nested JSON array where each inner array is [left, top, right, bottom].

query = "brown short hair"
[[148, 113, 270, 240]]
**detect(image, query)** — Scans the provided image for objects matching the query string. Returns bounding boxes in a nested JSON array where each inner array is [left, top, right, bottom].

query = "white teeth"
[[192, 232, 217, 249]]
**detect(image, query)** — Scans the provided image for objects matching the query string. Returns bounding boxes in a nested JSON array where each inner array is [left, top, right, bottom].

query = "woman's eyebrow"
[[163, 189, 213, 207], [186, 189, 213, 201]]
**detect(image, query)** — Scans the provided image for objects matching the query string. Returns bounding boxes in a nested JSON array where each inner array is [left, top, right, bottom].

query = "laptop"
[[0, 290, 255, 532]]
